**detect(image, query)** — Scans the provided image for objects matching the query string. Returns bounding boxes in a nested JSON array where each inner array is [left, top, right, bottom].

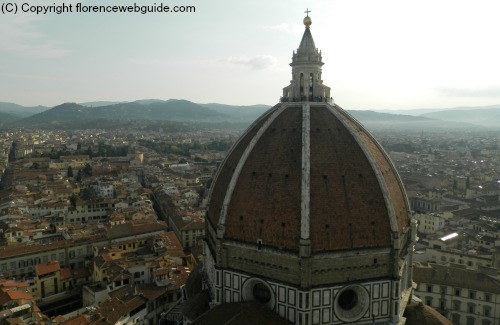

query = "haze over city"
[[2, 0, 500, 110]]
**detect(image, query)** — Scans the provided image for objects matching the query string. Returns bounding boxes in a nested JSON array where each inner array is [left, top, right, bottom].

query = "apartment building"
[[414, 263, 500, 325]]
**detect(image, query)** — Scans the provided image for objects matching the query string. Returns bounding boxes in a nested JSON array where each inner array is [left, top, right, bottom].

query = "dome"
[[207, 103, 411, 254], [202, 16, 415, 323]]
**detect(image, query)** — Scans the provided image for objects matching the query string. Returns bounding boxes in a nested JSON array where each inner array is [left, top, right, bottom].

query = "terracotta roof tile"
[[35, 260, 60, 276], [208, 104, 411, 253]]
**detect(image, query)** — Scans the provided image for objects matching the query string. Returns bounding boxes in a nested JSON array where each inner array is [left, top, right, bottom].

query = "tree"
[[85, 146, 93, 157], [69, 193, 78, 207], [80, 187, 98, 200], [67, 166, 74, 178], [197, 187, 206, 199], [194, 157, 208, 163], [83, 163, 92, 176], [76, 170, 82, 182]]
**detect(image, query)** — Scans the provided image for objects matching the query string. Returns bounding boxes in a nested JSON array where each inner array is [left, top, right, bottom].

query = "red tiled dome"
[[207, 102, 411, 254]]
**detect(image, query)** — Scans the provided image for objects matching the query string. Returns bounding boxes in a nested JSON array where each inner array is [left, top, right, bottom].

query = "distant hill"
[[0, 111, 20, 127], [0, 102, 49, 118], [79, 99, 175, 107], [377, 108, 450, 116], [78, 101, 125, 107], [2, 99, 495, 131], [10, 100, 228, 129], [200, 103, 271, 122], [133, 99, 169, 105], [347, 110, 481, 130], [420, 107, 500, 128]]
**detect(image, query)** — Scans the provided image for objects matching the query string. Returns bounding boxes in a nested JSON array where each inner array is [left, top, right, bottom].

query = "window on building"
[[453, 300, 461, 311], [482, 320, 491, 325], [469, 291, 476, 299], [466, 316, 476, 325], [483, 306, 491, 317], [468, 304, 476, 314], [485, 294, 491, 302], [455, 289, 461, 296], [427, 285, 433, 292], [452, 314, 460, 324]]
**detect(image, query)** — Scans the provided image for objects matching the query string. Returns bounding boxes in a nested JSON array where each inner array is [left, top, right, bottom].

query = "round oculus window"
[[242, 278, 275, 310], [334, 285, 370, 323]]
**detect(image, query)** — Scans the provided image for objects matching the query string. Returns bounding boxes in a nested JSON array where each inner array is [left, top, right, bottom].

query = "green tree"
[[194, 157, 208, 163], [69, 193, 78, 207], [76, 170, 82, 182], [80, 187, 98, 200], [67, 166, 74, 178], [85, 146, 93, 158], [83, 163, 92, 176]]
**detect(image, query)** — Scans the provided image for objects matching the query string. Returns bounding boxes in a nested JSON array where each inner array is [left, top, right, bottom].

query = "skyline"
[[2, 0, 500, 110]]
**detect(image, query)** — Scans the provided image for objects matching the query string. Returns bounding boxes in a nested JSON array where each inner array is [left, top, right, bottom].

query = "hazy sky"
[[2, 0, 500, 110]]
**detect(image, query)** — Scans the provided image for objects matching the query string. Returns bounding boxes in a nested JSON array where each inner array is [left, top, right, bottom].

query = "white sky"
[[1, 0, 500, 110]]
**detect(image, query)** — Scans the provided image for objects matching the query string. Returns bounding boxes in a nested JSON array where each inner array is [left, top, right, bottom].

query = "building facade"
[[414, 263, 500, 325]]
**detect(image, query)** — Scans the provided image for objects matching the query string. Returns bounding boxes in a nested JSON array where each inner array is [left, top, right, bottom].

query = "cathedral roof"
[[207, 102, 410, 254]]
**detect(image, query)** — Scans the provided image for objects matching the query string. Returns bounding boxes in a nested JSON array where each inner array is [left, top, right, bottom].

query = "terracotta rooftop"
[[0, 289, 33, 305], [0, 280, 29, 289], [62, 315, 90, 325], [95, 295, 147, 324], [404, 302, 452, 325], [208, 103, 410, 253], [60, 268, 72, 281], [35, 260, 60, 276]]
